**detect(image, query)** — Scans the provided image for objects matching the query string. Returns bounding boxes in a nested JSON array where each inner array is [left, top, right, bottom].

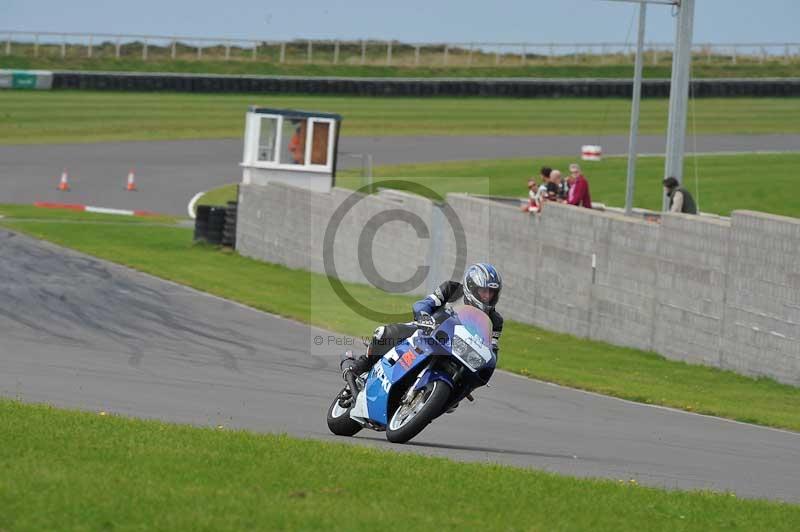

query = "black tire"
[[326, 388, 362, 437], [385, 381, 451, 444]]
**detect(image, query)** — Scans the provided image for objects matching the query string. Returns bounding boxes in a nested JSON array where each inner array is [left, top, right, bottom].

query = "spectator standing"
[[663, 177, 698, 214], [547, 169, 563, 202], [552, 170, 568, 201], [536, 166, 552, 203], [567, 163, 592, 209]]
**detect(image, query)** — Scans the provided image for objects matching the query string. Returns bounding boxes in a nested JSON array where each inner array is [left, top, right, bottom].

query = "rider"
[[341, 263, 503, 379]]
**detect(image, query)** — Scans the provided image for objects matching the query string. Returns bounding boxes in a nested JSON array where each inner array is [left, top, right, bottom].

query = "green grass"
[[2, 206, 800, 432], [5, 53, 800, 78], [2, 91, 800, 144], [4, 400, 798, 531], [196, 184, 238, 207], [198, 152, 800, 219]]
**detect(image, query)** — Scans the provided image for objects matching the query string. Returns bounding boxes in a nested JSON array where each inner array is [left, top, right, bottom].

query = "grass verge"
[[196, 184, 238, 207], [2, 205, 799, 432], [198, 152, 800, 219], [3, 399, 797, 531], [4, 54, 800, 79], [3, 91, 800, 144]]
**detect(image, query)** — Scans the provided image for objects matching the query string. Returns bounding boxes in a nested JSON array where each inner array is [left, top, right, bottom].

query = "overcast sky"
[[3, 1, 798, 44]]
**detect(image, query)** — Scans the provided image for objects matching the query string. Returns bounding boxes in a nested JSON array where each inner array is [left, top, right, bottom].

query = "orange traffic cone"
[[57, 169, 70, 191], [125, 169, 137, 191]]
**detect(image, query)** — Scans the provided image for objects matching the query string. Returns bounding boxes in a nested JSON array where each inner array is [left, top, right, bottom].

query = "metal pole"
[[414, 46, 420, 66], [115, 38, 120, 59], [333, 41, 339, 64], [521, 43, 526, 65], [307, 40, 312, 63], [443, 45, 448, 66], [625, 2, 647, 216], [252, 41, 257, 60], [225, 42, 231, 60], [279, 42, 285, 63], [5, 34, 10, 55], [142, 39, 148, 60], [88, 35, 93, 58], [360, 40, 366, 65], [663, 0, 695, 210], [197, 44, 202, 59], [34, 34, 38, 57], [61, 36, 66, 59], [468, 43, 473, 66], [386, 41, 392, 66], [171, 40, 177, 59]]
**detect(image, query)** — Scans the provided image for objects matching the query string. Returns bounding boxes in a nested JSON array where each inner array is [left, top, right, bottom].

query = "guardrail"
[[49, 71, 800, 97], [3, 30, 799, 67]]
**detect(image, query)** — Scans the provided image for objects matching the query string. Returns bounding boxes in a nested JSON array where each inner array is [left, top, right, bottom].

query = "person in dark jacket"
[[341, 263, 504, 379], [663, 176, 698, 214]]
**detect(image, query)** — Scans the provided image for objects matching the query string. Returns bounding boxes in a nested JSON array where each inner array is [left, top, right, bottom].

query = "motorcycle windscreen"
[[451, 304, 493, 348]]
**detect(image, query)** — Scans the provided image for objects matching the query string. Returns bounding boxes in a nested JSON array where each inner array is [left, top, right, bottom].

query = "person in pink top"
[[567, 163, 592, 209]]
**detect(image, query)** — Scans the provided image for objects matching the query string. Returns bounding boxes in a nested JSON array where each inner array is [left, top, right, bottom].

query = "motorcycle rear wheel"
[[386, 381, 450, 444], [326, 387, 363, 437]]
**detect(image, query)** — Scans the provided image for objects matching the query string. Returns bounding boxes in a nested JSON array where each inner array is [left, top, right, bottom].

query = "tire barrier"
[[52, 71, 800, 98], [194, 204, 226, 245], [193, 205, 211, 242], [207, 206, 226, 245], [222, 201, 237, 249]]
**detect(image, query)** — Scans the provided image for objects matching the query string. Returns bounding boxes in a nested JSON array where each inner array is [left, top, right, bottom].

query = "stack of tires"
[[194, 202, 237, 248], [207, 206, 226, 245], [194, 205, 211, 242], [222, 201, 237, 248]]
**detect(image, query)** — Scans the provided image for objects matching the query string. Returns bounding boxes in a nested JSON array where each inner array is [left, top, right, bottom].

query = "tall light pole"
[[663, 0, 695, 210], [604, 0, 691, 214], [625, 1, 647, 216]]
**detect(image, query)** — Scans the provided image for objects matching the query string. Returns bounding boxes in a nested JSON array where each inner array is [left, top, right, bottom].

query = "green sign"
[[12, 72, 38, 89]]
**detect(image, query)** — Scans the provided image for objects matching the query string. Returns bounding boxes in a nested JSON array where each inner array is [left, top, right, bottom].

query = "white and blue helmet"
[[463, 263, 502, 313]]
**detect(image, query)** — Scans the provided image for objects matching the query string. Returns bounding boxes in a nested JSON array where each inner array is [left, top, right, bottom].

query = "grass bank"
[[2, 205, 799, 432], [5, 54, 800, 79], [3, 91, 800, 144], [3, 400, 797, 531], [199, 152, 800, 219]]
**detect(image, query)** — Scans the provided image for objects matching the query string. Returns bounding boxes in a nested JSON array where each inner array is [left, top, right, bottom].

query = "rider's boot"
[[340, 349, 377, 381]]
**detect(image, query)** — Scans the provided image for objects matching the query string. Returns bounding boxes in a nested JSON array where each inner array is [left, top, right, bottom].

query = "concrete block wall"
[[237, 182, 800, 386], [721, 211, 800, 382]]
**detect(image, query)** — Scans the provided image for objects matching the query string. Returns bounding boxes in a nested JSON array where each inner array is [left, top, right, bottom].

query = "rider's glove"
[[417, 312, 436, 329]]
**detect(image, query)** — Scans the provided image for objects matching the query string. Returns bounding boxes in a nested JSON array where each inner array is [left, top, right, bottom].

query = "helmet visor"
[[476, 287, 498, 305]]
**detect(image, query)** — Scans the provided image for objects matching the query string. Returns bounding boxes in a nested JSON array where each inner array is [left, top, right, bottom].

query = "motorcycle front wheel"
[[386, 381, 450, 444], [326, 387, 363, 437]]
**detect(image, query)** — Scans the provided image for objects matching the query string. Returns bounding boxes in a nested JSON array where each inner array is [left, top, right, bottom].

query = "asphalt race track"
[[2, 229, 800, 502], [1, 134, 798, 216]]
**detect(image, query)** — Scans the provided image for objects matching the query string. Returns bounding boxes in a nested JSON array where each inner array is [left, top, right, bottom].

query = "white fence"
[[3, 30, 800, 67]]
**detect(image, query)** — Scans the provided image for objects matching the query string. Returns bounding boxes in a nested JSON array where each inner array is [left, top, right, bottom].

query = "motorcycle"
[[326, 304, 496, 444]]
